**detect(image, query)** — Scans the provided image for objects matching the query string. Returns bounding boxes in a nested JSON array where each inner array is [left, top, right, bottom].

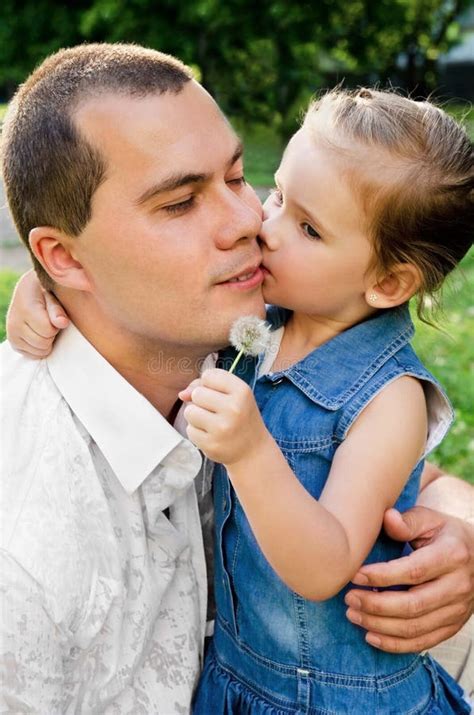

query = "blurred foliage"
[[0, 270, 17, 341], [412, 248, 474, 484], [1, 0, 473, 139]]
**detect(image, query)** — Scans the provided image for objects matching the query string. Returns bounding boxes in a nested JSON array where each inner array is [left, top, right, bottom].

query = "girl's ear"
[[365, 263, 422, 309], [29, 227, 93, 292]]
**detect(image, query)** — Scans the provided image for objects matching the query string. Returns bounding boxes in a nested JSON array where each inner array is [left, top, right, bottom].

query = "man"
[[1, 43, 472, 712]]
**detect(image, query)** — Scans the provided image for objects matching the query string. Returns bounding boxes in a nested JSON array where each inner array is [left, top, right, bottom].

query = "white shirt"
[[0, 324, 209, 714]]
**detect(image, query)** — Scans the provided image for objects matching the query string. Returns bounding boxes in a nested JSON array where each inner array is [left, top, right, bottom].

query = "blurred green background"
[[0, 1, 473, 482], [2, 0, 474, 137]]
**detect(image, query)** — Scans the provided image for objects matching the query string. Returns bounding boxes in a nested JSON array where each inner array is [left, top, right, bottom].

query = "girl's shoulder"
[[337, 339, 453, 459]]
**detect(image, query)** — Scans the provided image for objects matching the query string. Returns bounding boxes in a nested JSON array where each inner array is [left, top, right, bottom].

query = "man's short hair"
[[1, 43, 194, 289]]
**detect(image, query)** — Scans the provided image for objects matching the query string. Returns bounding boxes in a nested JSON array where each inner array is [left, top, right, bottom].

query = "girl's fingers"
[[20, 324, 58, 351], [178, 379, 202, 402], [189, 385, 230, 413], [18, 338, 53, 358], [200, 368, 243, 394], [43, 291, 70, 329], [185, 423, 208, 449], [183, 403, 219, 432], [6, 271, 50, 340]]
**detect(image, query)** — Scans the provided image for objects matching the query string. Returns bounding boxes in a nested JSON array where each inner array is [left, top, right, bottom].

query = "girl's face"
[[260, 127, 376, 324]]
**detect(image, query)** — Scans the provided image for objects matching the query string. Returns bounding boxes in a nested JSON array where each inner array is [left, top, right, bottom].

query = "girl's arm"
[[182, 368, 427, 601], [6, 270, 68, 356]]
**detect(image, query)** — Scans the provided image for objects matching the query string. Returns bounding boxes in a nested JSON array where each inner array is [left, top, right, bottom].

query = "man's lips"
[[216, 263, 264, 290]]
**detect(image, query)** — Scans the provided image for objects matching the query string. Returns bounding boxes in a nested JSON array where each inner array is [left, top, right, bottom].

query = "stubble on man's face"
[[68, 81, 266, 358]]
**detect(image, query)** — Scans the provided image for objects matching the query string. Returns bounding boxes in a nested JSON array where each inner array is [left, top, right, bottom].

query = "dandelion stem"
[[229, 348, 245, 374]]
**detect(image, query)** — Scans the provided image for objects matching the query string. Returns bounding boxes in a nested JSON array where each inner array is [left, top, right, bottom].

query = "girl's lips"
[[218, 266, 264, 290]]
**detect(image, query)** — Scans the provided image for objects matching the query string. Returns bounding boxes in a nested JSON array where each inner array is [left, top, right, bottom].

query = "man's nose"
[[214, 189, 262, 250]]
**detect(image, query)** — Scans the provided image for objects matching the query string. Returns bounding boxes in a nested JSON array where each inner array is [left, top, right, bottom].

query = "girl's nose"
[[259, 213, 280, 251]]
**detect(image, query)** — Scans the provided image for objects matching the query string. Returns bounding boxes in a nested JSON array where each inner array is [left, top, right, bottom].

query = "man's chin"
[[239, 290, 266, 318]]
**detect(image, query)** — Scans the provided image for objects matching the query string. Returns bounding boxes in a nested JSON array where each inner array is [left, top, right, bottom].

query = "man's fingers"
[[363, 624, 461, 654], [43, 291, 69, 329], [346, 570, 467, 619], [352, 540, 454, 587], [346, 600, 470, 639], [383, 506, 444, 544]]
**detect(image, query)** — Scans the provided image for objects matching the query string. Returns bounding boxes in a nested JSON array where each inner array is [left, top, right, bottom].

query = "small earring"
[[369, 292, 378, 303]]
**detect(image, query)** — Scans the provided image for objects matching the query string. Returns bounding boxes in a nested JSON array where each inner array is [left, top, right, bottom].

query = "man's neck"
[[62, 301, 210, 419]]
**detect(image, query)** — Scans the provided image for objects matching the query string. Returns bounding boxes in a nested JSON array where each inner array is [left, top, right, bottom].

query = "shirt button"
[[272, 377, 284, 386]]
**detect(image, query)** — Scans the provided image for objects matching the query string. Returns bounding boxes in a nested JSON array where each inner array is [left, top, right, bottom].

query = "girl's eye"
[[163, 197, 195, 215], [302, 222, 321, 240], [271, 188, 283, 205]]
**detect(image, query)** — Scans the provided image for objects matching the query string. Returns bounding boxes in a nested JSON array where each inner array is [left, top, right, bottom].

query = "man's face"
[[69, 81, 265, 353]]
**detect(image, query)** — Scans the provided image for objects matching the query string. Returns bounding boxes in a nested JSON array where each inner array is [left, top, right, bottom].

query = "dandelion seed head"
[[229, 316, 272, 356]]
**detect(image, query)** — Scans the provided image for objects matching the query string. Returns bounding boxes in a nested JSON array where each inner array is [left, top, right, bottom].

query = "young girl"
[[178, 88, 473, 713], [7, 89, 473, 713]]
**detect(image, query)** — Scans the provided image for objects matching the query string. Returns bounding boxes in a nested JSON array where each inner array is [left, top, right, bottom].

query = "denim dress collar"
[[260, 304, 415, 410]]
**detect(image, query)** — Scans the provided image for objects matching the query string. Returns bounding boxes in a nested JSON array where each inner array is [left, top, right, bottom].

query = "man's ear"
[[365, 263, 422, 309], [29, 227, 93, 292]]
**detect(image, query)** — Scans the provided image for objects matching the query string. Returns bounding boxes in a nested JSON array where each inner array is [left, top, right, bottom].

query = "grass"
[[412, 250, 474, 484], [0, 270, 18, 341]]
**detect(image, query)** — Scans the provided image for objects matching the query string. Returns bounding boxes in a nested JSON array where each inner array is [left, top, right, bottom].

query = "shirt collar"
[[264, 304, 415, 409], [47, 322, 192, 494]]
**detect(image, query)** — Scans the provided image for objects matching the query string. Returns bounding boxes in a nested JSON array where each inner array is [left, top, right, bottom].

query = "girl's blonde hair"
[[304, 88, 473, 319]]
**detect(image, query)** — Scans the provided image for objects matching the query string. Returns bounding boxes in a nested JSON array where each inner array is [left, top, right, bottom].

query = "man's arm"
[[345, 467, 474, 653], [0, 550, 66, 712]]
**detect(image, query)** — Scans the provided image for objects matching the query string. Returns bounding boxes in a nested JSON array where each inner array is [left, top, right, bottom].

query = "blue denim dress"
[[193, 305, 470, 714]]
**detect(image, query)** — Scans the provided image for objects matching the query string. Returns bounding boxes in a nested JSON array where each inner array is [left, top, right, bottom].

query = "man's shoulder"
[[1, 340, 87, 546], [1, 342, 113, 619], [1, 340, 63, 472], [0, 339, 58, 408]]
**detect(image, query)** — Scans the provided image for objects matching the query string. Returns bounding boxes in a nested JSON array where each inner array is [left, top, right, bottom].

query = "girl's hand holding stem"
[[179, 368, 271, 467]]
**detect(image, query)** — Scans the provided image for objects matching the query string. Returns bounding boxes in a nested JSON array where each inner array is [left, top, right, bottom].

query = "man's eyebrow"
[[229, 140, 244, 168], [134, 172, 209, 206], [135, 141, 244, 207]]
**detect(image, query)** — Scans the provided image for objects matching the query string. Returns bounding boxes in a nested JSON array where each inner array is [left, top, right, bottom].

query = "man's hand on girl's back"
[[345, 506, 473, 653]]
